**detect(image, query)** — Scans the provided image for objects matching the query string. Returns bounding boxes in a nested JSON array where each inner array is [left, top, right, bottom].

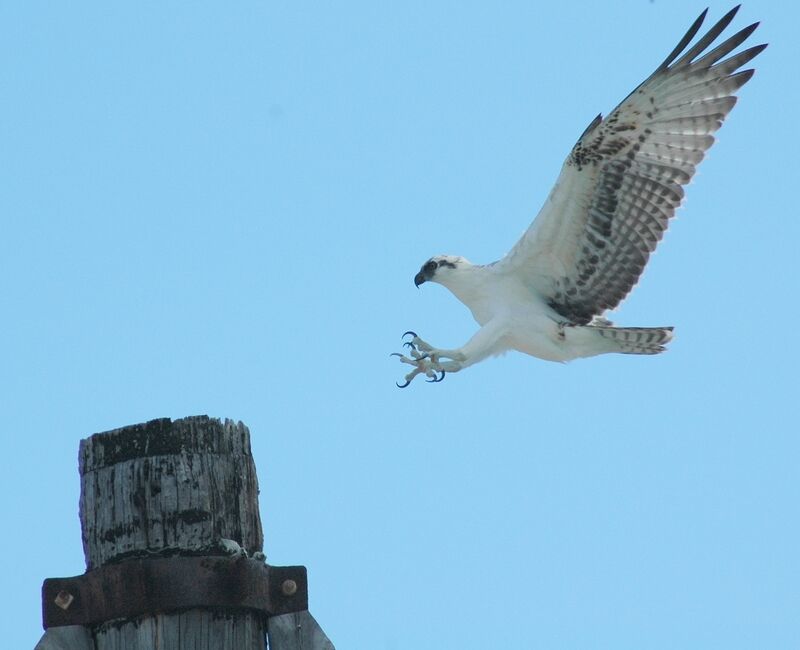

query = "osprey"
[[393, 6, 765, 387]]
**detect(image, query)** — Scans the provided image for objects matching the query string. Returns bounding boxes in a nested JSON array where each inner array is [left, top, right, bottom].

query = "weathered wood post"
[[37, 416, 334, 650], [79, 416, 265, 648]]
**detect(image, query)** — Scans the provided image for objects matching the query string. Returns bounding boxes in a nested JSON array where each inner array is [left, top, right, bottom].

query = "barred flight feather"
[[496, 5, 766, 325]]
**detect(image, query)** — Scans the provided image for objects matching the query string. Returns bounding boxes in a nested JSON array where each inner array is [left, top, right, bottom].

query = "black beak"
[[414, 260, 438, 287]]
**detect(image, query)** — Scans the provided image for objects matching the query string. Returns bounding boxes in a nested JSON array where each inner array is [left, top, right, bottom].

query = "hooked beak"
[[414, 271, 427, 288]]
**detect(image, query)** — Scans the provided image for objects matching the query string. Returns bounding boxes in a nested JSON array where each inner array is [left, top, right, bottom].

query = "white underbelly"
[[504, 311, 617, 362], [453, 274, 601, 362], [504, 311, 569, 362]]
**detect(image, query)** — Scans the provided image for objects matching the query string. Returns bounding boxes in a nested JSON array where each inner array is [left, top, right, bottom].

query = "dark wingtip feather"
[[732, 43, 768, 68], [693, 21, 762, 69], [734, 68, 756, 84], [673, 5, 742, 67], [736, 21, 759, 43], [654, 8, 708, 73], [578, 113, 603, 141]]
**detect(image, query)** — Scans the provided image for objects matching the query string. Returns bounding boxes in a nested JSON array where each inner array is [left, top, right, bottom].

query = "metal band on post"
[[43, 558, 308, 628]]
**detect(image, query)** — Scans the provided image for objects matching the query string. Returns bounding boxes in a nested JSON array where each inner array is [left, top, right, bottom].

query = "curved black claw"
[[396, 379, 412, 388], [426, 370, 446, 383], [403, 341, 416, 350], [402, 331, 418, 340], [389, 352, 404, 358]]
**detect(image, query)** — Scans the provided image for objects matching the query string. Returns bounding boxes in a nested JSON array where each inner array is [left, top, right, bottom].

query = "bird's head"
[[414, 255, 470, 287]]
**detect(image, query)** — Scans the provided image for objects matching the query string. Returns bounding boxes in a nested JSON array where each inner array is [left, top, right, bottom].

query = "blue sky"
[[2, 2, 797, 648]]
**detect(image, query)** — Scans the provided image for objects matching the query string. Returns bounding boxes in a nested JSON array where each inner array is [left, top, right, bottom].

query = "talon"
[[392, 333, 441, 387], [426, 370, 446, 383]]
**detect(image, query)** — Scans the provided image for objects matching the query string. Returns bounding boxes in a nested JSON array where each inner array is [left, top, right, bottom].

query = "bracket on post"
[[42, 557, 307, 628]]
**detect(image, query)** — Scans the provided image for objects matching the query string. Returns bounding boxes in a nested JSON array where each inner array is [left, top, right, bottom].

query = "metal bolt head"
[[55, 590, 74, 610], [281, 579, 297, 596]]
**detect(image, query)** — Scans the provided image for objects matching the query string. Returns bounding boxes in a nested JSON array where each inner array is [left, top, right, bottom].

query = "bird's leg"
[[402, 331, 464, 364], [392, 320, 506, 387]]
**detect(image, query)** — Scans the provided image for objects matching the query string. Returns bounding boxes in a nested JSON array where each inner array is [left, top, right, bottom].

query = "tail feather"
[[591, 325, 674, 355]]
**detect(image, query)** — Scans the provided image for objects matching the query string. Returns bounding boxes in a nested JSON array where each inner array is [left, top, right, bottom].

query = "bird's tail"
[[589, 325, 674, 355]]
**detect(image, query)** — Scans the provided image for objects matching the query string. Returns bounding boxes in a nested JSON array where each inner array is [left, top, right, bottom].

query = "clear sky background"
[[2, 2, 797, 648]]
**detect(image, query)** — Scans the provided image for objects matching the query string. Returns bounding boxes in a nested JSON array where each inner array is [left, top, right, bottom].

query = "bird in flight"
[[393, 6, 765, 387]]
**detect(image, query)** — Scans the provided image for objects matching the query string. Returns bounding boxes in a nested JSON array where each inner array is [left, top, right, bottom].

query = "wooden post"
[[77, 416, 266, 649]]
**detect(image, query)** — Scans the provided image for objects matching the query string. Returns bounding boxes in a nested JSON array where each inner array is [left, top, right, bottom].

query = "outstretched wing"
[[496, 6, 766, 325]]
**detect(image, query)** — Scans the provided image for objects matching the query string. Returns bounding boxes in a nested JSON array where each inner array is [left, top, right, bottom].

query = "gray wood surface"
[[268, 611, 335, 650], [35, 626, 93, 650], [78, 416, 267, 649], [91, 610, 266, 649], [79, 416, 263, 568]]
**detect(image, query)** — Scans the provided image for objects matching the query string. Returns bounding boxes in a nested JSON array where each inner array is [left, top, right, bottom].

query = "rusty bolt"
[[55, 590, 74, 610], [281, 579, 297, 596]]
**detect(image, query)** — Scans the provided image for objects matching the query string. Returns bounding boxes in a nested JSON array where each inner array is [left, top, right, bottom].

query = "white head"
[[413, 255, 472, 288]]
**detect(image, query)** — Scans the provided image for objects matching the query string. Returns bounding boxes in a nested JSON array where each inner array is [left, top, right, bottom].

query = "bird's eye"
[[425, 261, 438, 272]]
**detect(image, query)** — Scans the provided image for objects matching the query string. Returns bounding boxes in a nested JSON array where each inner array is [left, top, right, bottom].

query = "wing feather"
[[496, 7, 766, 324]]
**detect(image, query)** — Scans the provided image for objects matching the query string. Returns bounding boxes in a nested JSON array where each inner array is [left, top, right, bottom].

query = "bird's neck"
[[436, 264, 494, 320]]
